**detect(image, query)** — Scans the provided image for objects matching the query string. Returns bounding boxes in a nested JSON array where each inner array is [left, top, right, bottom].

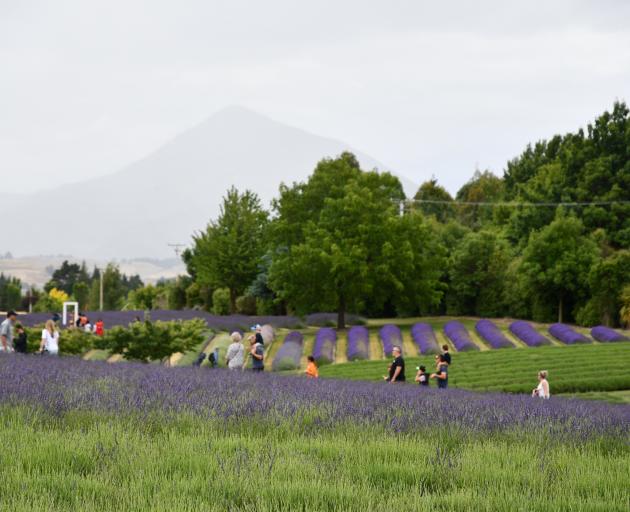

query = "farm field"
[[0, 355, 629, 511]]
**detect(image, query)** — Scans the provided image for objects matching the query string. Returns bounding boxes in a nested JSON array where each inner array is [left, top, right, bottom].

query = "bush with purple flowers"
[[271, 331, 304, 371], [549, 323, 591, 344], [591, 325, 629, 342], [379, 324, 403, 357], [305, 313, 366, 327], [410, 323, 440, 354], [475, 320, 514, 349], [444, 321, 479, 351], [347, 326, 370, 361], [312, 327, 337, 365], [509, 321, 550, 347]]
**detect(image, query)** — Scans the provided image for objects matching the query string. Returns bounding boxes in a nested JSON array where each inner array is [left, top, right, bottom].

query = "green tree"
[[446, 230, 511, 317], [520, 211, 600, 323], [127, 284, 160, 310], [413, 177, 454, 222], [455, 170, 504, 229], [0, 273, 22, 311], [190, 187, 268, 313], [45, 260, 89, 295], [269, 153, 442, 327], [579, 250, 630, 326], [72, 282, 90, 310]]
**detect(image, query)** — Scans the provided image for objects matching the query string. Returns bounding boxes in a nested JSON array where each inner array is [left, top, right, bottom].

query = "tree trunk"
[[558, 296, 563, 323], [229, 288, 237, 314], [337, 293, 346, 330]]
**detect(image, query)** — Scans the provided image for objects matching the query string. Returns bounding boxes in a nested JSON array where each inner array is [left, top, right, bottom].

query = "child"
[[14, 324, 27, 353], [415, 365, 429, 387], [305, 355, 319, 378]]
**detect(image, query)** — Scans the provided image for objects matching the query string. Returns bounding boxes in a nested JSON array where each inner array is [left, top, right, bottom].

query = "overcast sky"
[[2, 0, 630, 195]]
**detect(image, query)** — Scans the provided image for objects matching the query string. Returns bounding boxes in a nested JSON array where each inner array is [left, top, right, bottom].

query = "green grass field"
[[1, 407, 628, 512], [320, 343, 630, 394]]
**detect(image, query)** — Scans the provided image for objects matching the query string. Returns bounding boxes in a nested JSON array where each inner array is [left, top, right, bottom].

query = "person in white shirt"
[[225, 331, 245, 370], [532, 370, 550, 399], [39, 320, 60, 355]]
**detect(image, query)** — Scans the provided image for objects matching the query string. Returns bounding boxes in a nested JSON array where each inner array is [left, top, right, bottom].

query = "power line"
[[402, 199, 630, 208]]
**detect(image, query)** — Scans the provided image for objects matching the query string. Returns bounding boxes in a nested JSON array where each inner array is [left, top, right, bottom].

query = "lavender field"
[[0, 354, 628, 511]]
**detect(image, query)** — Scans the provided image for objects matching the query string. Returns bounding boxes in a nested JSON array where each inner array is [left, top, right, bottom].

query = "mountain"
[[2, 107, 416, 258]]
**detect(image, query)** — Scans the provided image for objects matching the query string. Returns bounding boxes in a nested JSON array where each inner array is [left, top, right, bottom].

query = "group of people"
[[0, 311, 60, 355], [73, 313, 105, 336], [225, 325, 266, 371], [383, 344, 451, 389]]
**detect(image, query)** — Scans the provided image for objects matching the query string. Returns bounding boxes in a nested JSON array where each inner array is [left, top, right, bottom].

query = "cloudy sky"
[[2, 0, 630, 195]]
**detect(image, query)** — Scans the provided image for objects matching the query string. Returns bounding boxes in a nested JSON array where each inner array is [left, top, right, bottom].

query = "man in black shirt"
[[384, 346, 405, 383], [441, 344, 452, 366]]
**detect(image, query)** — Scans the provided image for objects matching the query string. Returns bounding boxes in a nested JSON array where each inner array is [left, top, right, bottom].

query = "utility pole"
[[99, 270, 104, 311], [168, 243, 186, 258]]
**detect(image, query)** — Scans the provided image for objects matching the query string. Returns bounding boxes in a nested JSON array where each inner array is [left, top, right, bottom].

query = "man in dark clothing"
[[384, 346, 405, 383], [431, 354, 449, 389], [441, 344, 452, 366], [250, 335, 265, 372], [14, 324, 27, 353]]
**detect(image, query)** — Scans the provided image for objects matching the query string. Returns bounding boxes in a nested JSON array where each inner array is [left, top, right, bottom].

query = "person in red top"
[[94, 319, 104, 336]]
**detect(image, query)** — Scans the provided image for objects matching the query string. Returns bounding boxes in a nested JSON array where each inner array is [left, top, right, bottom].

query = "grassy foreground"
[[319, 343, 630, 394], [0, 408, 628, 512]]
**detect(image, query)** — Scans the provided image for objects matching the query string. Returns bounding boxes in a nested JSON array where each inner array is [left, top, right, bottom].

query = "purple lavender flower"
[[379, 324, 403, 357], [347, 326, 370, 361], [410, 323, 440, 354], [509, 321, 550, 347], [312, 328, 337, 364], [271, 331, 304, 371], [591, 325, 629, 343], [0, 354, 628, 442], [443, 321, 479, 352], [475, 320, 514, 349], [549, 324, 590, 344]]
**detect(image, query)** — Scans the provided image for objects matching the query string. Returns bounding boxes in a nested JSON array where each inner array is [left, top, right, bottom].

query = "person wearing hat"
[[0, 310, 17, 352]]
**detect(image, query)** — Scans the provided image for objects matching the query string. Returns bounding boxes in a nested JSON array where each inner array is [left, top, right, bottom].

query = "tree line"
[[5, 102, 629, 329], [177, 102, 630, 328]]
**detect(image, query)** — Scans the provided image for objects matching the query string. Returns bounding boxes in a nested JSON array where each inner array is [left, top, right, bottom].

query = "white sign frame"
[[62, 301, 79, 327]]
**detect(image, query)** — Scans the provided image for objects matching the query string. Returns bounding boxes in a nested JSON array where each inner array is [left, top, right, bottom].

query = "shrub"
[[211, 288, 231, 315], [410, 323, 440, 354], [475, 319, 514, 349], [236, 295, 257, 315], [347, 326, 370, 361], [312, 327, 337, 365], [443, 321, 479, 351]]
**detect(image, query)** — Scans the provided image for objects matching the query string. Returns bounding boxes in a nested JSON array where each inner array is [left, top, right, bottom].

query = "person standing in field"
[[430, 354, 449, 389], [414, 365, 429, 387], [0, 310, 17, 352], [39, 320, 59, 355], [305, 355, 319, 378], [532, 370, 550, 399], [249, 334, 265, 372], [441, 344, 451, 365], [384, 346, 405, 383], [94, 319, 104, 336], [14, 324, 27, 353], [225, 331, 245, 370]]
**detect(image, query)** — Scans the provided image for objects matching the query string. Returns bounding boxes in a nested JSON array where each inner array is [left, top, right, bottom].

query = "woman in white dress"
[[39, 320, 60, 355], [532, 370, 550, 399]]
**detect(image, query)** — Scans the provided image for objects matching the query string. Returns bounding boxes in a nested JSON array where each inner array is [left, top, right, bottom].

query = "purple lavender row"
[[2, 355, 628, 441], [475, 320, 514, 349], [410, 323, 440, 354], [548, 324, 591, 344], [590, 325, 629, 342], [347, 326, 370, 361], [379, 324, 403, 357], [443, 321, 479, 352], [312, 328, 337, 364], [305, 313, 365, 327], [509, 321, 550, 347], [19, 310, 304, 331], [271, 331, 304, 372]]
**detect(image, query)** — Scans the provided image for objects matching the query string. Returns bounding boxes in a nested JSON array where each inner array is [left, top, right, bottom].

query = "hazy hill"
[[2, 107, 415, 258]]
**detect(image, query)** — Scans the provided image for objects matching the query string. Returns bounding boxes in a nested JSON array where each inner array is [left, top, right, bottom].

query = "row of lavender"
[[18, 311, 365, 330], [2, 355, 628, 440]]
